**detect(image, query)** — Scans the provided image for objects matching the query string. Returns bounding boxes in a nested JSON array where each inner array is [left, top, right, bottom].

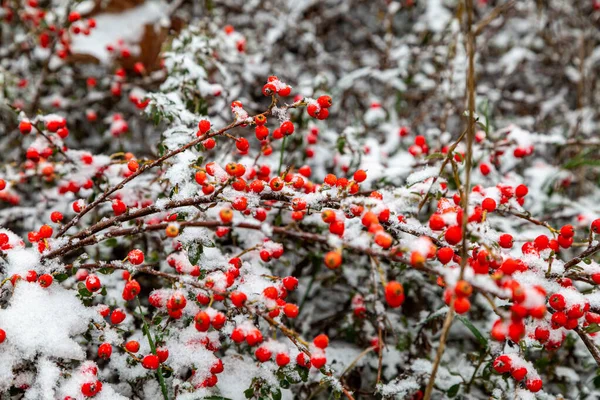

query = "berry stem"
[[136, 298, 169, 400], [277, 135, 287, 175]]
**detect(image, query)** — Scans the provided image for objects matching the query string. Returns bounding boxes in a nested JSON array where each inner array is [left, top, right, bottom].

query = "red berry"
[[122, 279, 141, 301], [50, 211, 63, 223], [493, 355, 512, 374], [428, 214, 445, 231], [592, 219, 600, 234], [437, 247, 454, 264], [444, 226, 462, 245], [194, 311, 211, 332], [511, 366, 527, 381], [230, 291, 247, 307], [19, 120, 32, 134], [38, 274, 53, 287], [85, 274, 102, 292], [125, 340, 140, 353], [283, 303, 299, 318], [112, 199, 127, 215], [68, 11, 80, 22], [324, 251, 342, 269], [156, 347, 169, 362], [278, 86, 291, 96], [255, 347, 272, 362], [198, 119, 211, 134], [81, 380, 102, 397], [98, 343, 112, 359], [526, 378, 543, 393], [276, 352, 291, 366], [269, 177, 284, 191], [26, 270, 37, 282], [482, 198, 496, 212], [515, 184, 528, 198], [560, 225, 575, 239], [317, 95, 332, 108], [313, 334, 329, 349], [498, 233, 513, 248], [280, 121, 294, 135], [203, 138, 216, 149], [110, 309, 126, 324], [310, 353, 327, 369], [127, 249, 144, 265], [385, 281, 405, 308], [142, 354, 160, 370], [454, 297, 471, 314], [236, 138, 249, 152], [282, 276, 298, 291], [549, 293, 566, 310], [211, 359, 224, 374]]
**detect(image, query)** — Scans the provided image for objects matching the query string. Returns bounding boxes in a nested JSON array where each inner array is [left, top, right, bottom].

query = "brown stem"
[[55, 101, 302, 238], [424, 0, 476, 398], [575, 327, 600, 367]]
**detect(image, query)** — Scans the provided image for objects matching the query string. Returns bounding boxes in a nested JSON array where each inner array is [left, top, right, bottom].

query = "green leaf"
[[336, 137, 346, 154], [187, 242, 203, 265], [98, 267, 115, 275], [447, 383, 460, 398], [297, 365, 309, 382], [279, 379, 290, 389], [78, 287, 92, 297], [425, 152, 445, 160], [104, 238, 118, 248], [54, 273, 69, 282], [272, 388, 282, 400], [585, 324, 600, 334], [457, 315, 488, 348]]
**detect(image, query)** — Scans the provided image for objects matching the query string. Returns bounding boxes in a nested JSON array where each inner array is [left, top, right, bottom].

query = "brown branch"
[[32, 124, 75, 164], [473, 0, 516, 36], [55, 101, 302, 238], [564, 242, 600, 270], [499, 209, 558, 234], [575, 327, 600, 367]]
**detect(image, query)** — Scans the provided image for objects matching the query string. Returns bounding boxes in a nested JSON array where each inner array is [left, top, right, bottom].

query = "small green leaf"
[[297, 365, 309, 382], [425, 152, 445, 160], [54, 273, 69, 282], [337, 137, 346, 154], [272, 388, 282, 400], [279, 379, 290, 389], [585, 323, 600, 334], [187, 242, 203, 265], [104, 238, 118, 248], [447, 383, 460, 398]]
